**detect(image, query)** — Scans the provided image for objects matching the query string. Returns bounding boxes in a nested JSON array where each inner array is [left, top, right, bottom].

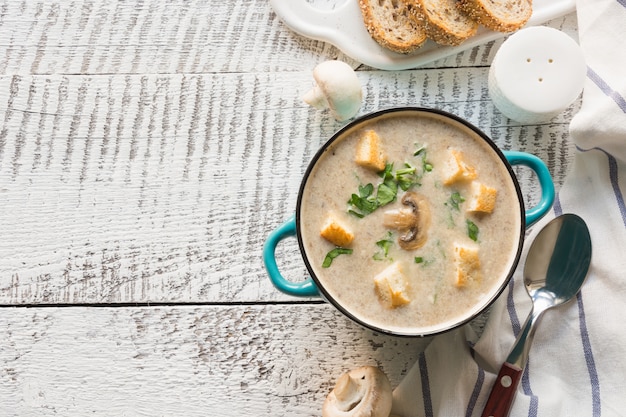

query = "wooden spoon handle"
[[480, 362, 523, 417]]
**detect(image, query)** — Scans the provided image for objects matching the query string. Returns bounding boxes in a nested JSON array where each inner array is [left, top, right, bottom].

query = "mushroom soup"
[[298, 111, 522, 334]]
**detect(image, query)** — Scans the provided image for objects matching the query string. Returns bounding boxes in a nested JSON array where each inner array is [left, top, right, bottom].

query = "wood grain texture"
[[0, 304, 431, 416], [0, 69, 578, 304], [0, 0, 339, 75], [0, 0, 584, 415]]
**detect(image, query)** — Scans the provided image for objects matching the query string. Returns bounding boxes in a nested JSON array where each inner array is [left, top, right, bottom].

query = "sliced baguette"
[[358, 0, 428, 54], [404, 0, 478, 46], [458, 0, 532, 32]]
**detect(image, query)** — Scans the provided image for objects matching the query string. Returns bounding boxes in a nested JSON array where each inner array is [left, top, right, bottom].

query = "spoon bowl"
[[481, 213, 592, 417], [525, 214, 592, 304]]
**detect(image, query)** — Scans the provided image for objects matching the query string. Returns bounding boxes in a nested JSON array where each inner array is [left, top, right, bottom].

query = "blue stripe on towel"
[[465, 367, 484, 417], [587, 66, 626, 114], [522, 368, 538, 417], [578, 292, 602, 416], [618, 0, 626, 10], [606, 153, 626, 225], [506, 274, 520, 336], [553, 192, 563, 217], [419, 352, 434, 417]]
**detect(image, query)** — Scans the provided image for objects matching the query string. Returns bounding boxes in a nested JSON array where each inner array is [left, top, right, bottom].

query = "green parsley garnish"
[[348, 183, 378, 217], [348, 162, 426, 217], [360, 183, 374, 196], [446, 192, 465, 211], [374, 232, 394, 261], [414, 143, 433, 173], [376, 164, 399, 205], [376, 179, 398, 206], [415, 256, 435, 266], [413, 144, 426, 157], [395, 163, 420, 191], [395, 166, 416, 176], [379, 163, 394, 181], [466, 219, 479, 241], [322, 248, 353, 268]]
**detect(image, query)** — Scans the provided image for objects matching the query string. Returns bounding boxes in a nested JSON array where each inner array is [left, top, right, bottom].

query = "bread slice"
[[404, 0, 478, 46], [453, 243, 481, 287], [458, 0, 532, 33], [358, 0, 428, 54], [374, 262, 411, 308], [467, 181, 497, 213], [355, 129, 387, 172], [442, 149, 477, 185], [320, 213, 354, 247]]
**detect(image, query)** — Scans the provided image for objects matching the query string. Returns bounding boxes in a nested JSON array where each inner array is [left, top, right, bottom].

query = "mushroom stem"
[[383, 208, 416, 230], [302, 85, 328, 110], [333, 373, 363, 411]]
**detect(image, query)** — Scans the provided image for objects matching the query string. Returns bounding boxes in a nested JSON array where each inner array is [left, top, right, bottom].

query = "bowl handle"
[[263, 215, 320, 297], [503, 150, 555, 227]]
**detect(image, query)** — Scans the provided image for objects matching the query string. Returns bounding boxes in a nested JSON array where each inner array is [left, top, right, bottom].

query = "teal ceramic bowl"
[[263, 107, 554, 337]]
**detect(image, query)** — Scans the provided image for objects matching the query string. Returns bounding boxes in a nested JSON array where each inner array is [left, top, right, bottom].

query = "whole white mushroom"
[[303, 60, 363, 122], [322, 366, 392, 417]]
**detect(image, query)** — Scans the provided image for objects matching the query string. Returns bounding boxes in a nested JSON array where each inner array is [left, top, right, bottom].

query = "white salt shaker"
[[489, 26, 587, 124]]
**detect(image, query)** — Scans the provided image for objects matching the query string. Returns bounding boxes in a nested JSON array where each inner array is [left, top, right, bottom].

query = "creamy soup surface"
[[299, 111, 522, 334]]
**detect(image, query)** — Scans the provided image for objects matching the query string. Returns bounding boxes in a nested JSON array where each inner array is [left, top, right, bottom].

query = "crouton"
[[320, 214, 354, 247], [453, 243, 481, 287], [374, 262, 411, 308], [443, 149, 477, 185], [467, 182, 497, 213], [355, 129, 386, 172]]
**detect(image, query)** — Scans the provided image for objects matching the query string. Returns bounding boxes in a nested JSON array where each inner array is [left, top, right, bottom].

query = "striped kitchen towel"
[[392, 0, 626, 416]]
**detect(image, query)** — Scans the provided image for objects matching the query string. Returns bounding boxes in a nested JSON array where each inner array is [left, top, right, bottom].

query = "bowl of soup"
[[263, 107, 554, 337]]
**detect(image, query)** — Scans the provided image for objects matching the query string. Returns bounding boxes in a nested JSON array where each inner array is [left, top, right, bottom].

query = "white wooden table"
[[0, 1, 579, 415]]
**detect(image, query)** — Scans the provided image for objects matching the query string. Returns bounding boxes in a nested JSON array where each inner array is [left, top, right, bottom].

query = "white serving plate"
[[270, 0, 576, 70]]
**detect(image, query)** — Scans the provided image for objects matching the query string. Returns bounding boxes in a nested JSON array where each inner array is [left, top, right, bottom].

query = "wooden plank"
[[0, 0, 347, 75], [0, 304, 431, 416], [0, 70, 578, 305], [0, 0, 578, 75]]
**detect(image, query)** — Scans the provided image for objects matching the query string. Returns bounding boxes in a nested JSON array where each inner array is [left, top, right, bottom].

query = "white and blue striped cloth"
[[392, 1, 626, 415]]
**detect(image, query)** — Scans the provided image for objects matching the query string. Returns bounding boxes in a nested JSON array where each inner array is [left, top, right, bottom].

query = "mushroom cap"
[[322, 366, 392, 417], [383, 192, 431, 250], [303, 60, 363, 121]]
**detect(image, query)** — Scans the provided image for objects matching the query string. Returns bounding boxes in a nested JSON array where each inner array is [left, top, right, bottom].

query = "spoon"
[[481, 213, 592, 417]]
